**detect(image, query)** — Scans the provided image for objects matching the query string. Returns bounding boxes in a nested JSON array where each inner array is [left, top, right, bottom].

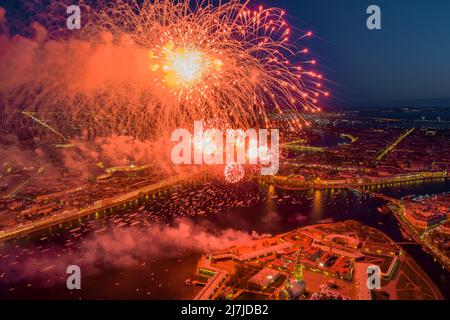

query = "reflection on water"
[[371, 178, 450, 199], [311, 189, 323, 220]]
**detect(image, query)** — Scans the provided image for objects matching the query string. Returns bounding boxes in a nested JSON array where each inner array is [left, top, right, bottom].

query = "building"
[[285, 278, 306, 300], [248, 268, 281, 290], [354, 263, 373, 300], [283, 237, 307, 300], [195, 259, 229, 300]]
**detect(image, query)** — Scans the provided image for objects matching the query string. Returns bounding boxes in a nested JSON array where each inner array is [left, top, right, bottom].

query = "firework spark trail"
[[0, 0, 327, 140], [224, 162, 245, 183], [21, 111, 67, 140]]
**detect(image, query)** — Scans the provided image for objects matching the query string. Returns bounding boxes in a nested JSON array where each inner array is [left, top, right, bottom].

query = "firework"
[[1, 0, 326, 140], [224, 163, 245, 184], [21, 112, 67, 140]]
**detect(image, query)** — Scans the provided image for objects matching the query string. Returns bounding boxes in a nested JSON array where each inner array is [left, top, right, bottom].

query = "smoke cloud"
[[0, 6, 201, 181], [0, 219, 255, 286]]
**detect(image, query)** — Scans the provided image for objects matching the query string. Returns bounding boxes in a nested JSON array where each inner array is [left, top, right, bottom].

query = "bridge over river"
[[347, 188, 401, 204]]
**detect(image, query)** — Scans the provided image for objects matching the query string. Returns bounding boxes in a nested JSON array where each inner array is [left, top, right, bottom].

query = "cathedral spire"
[[293, 229, 304, 282]]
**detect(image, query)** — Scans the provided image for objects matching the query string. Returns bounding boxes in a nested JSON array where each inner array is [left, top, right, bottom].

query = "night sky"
[[263, 0, 450, 107], [1, 0, 450, 107]]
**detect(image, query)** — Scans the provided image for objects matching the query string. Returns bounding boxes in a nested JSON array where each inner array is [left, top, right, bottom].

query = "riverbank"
[[387, 202, 450, 272], [191, 221, 444, 300], [2, 171, 447, 243], [264, 171, 448, 191], [0, 175, 186, 242]]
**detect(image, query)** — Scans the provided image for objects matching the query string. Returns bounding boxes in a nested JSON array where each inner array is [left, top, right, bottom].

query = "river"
[[0, 178, 449, 300]]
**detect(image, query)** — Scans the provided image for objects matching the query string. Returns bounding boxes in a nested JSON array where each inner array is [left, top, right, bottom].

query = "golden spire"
[[294, 229, 304, 282]]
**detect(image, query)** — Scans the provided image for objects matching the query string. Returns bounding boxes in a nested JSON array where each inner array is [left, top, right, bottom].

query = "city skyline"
[[0, 0, 449, 304]]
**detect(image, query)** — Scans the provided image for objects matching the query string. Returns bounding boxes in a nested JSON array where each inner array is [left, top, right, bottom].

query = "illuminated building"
[[248, 268, 281, 290], [282, 233, 306, 300]]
